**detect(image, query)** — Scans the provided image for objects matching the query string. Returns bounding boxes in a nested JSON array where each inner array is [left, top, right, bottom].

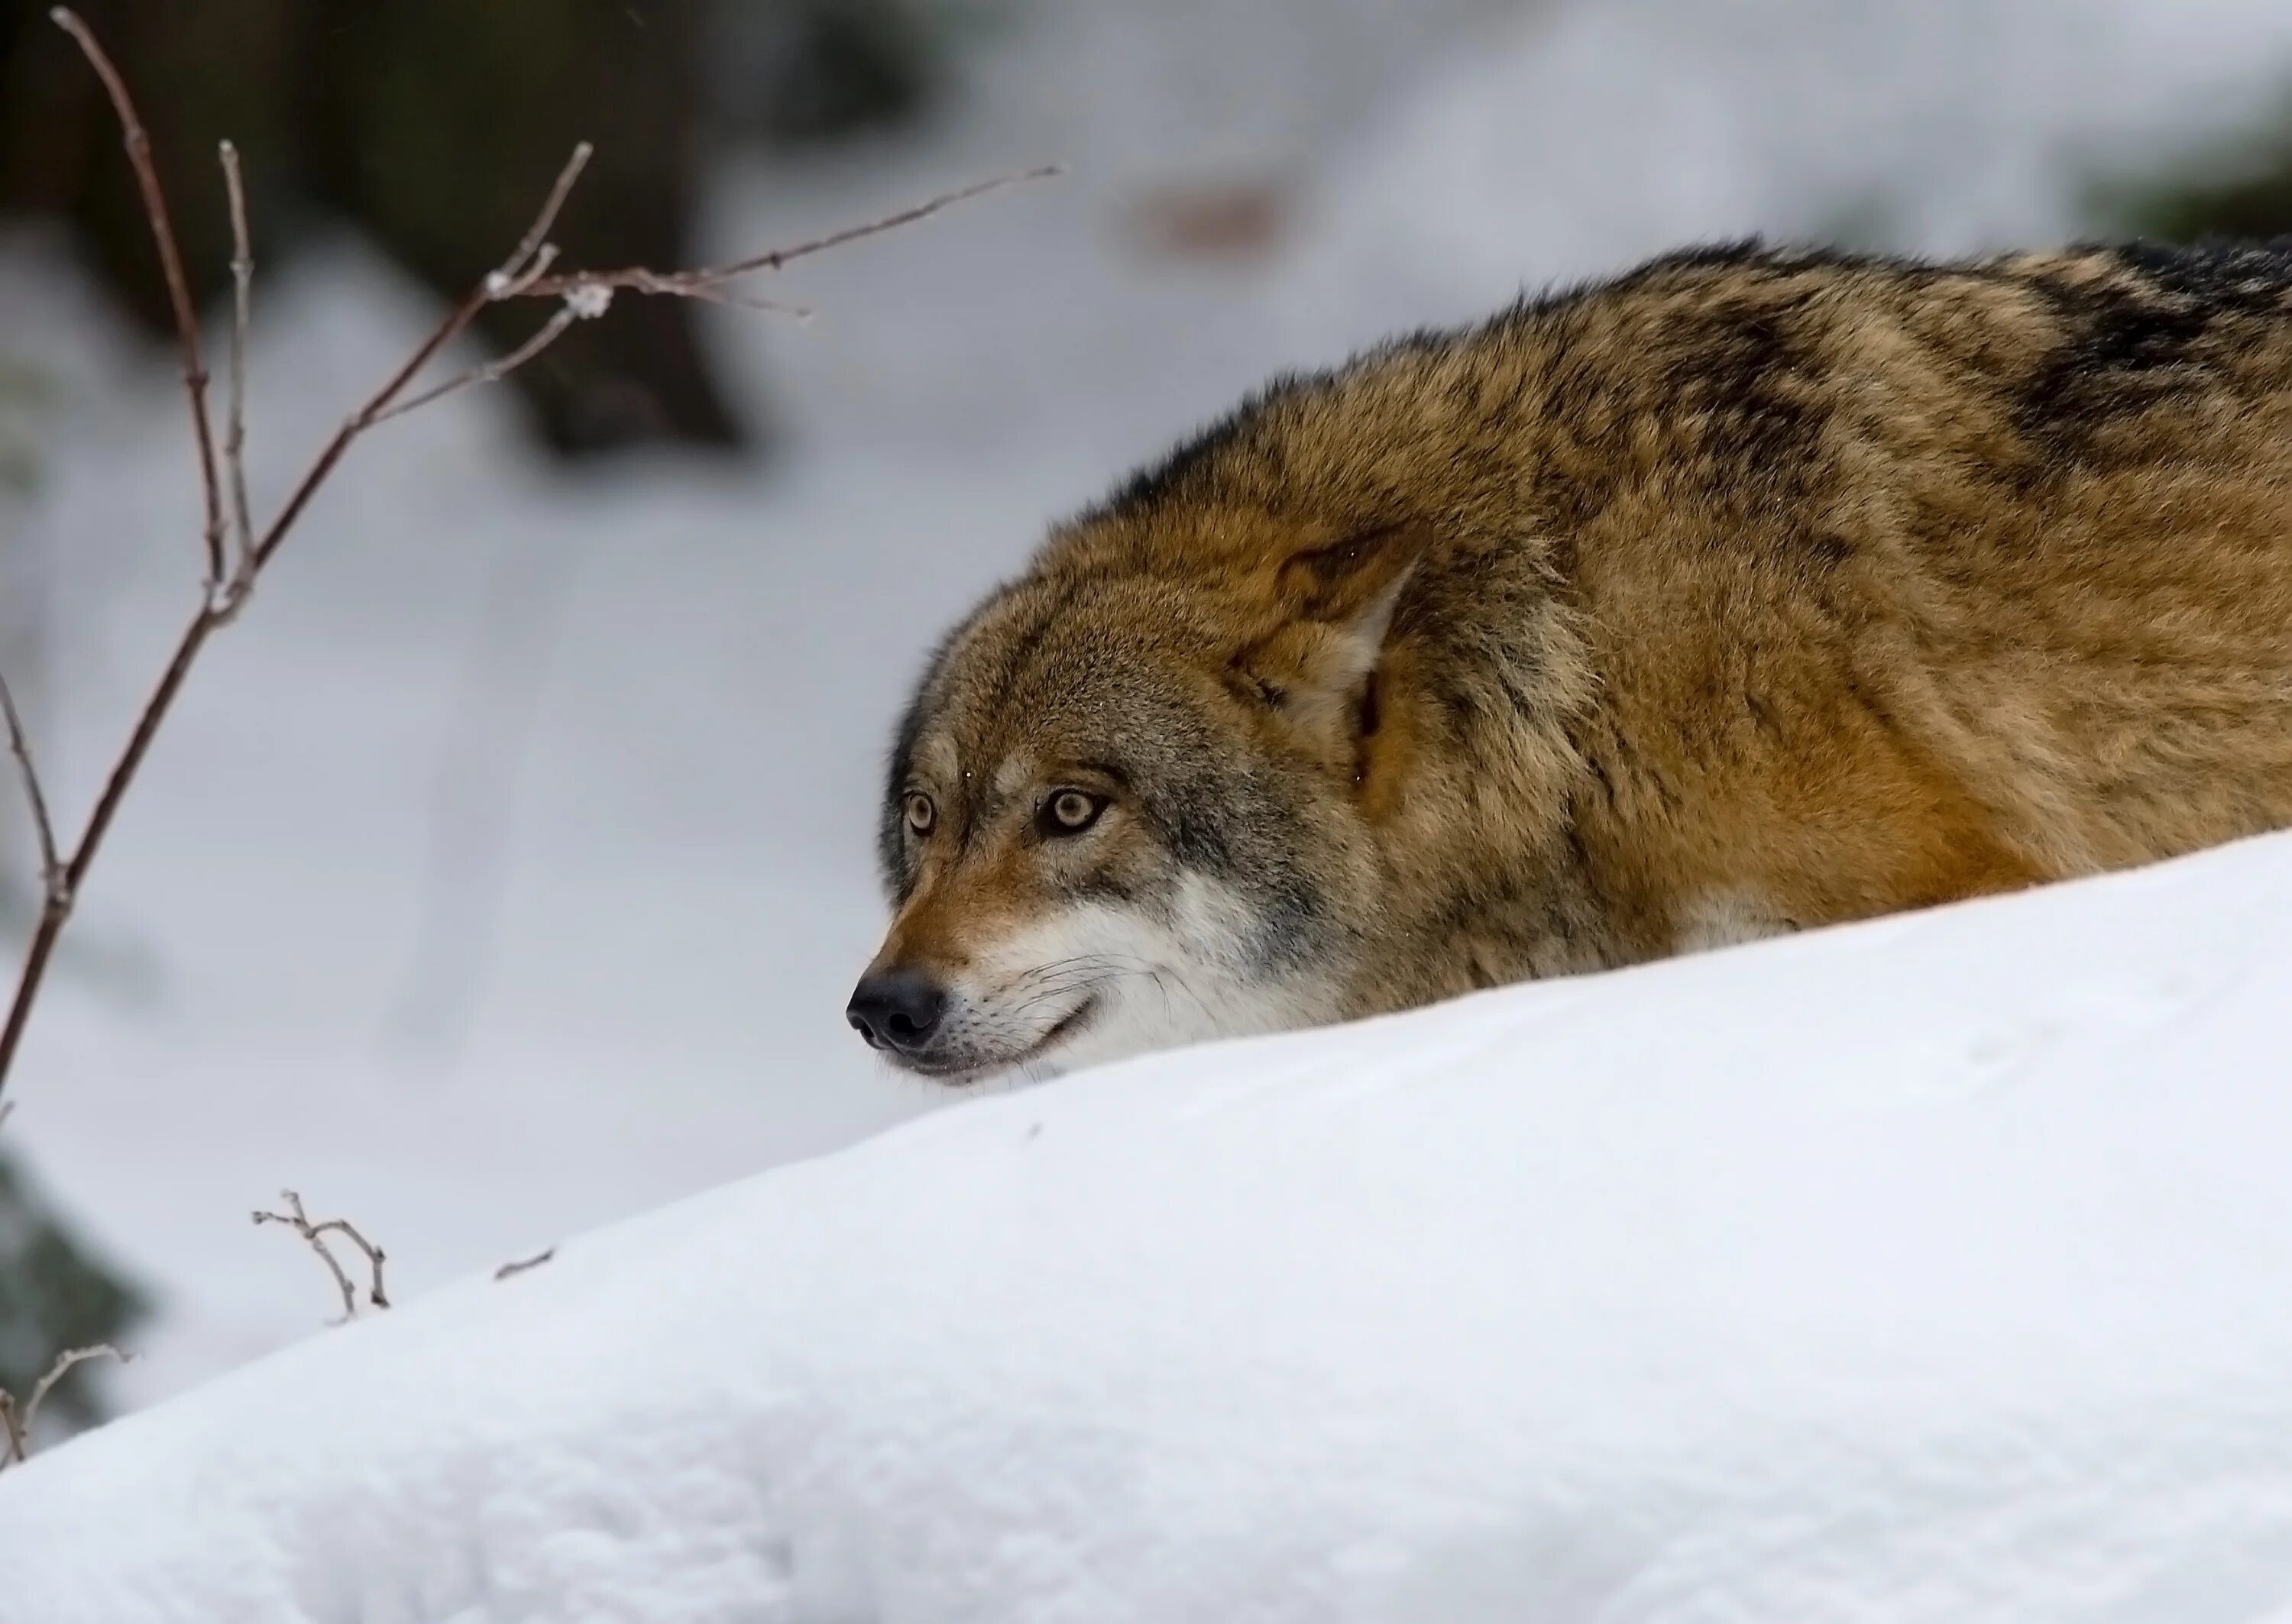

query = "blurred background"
[[3, 0, 2292, 1428]]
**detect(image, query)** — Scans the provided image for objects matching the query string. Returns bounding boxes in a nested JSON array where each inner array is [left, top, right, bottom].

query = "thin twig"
[[219, 139, 257, 612], [0, 667, 60, 901], [374, 304, 582, 425], [493, 1247, 555, 1281], [24, 1346, 128, 1435], [47, 8, 224, 592], [490, 141, 591, 293], [381, 166, 1064, 417], [496, 243, 559, 301], [253, 1189, 389, 1324], [522, 165, 1062, 303], [0, 1344, 130, 1468]]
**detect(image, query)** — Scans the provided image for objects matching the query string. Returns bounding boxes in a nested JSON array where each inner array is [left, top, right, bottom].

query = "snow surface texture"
[[5, 833, 2292, 1622], [8, 0, 2292, 1409]]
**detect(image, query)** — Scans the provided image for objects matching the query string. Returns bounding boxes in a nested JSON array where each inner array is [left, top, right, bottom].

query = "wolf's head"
[[847, 510, 1424, 1082]]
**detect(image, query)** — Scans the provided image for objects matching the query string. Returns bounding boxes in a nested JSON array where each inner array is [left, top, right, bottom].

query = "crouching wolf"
[[849, 240, 2292, 1082]]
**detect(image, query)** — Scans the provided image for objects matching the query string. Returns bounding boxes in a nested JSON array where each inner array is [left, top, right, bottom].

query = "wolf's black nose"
[[847, 969, 947, 1054]]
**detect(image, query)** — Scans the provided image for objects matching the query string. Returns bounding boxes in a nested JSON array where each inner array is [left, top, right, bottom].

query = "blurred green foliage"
[[0, 355, 46, 497], [0, 361, 147, 1448], [2090, 99, 2292, 243], [0, 1150, 149, 1435]]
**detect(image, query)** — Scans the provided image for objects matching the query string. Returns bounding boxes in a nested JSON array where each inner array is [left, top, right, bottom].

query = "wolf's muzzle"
[[845, 967, 947, 1056]]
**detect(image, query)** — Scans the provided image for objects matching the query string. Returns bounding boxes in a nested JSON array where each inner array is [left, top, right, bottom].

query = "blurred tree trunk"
[[712, 0, 940, 144], [0, 1150, 149, 1438], [2, 0, 950, 455], [308, 0, 737, 451], [0, 0, 742, 455]]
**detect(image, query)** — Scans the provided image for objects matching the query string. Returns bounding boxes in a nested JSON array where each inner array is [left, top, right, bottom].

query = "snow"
[[5, 831, 2292, 1621], [1289, 0, 2292, 340], [2, 0, 2292, 1597]]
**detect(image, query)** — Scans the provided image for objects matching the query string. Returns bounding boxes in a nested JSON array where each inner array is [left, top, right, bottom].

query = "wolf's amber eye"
[[903, 792, 936, 837], [1040, 788, 1106, 837]]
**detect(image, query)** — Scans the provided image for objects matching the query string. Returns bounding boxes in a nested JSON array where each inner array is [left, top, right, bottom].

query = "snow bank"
[[5, 831, 2291, 1622], [16, 0, 2292, 1413]]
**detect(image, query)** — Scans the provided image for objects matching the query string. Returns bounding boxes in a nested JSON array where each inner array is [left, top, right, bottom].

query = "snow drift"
[[17, 0, 2292, 1413], [4, 831, 2291, 1622]]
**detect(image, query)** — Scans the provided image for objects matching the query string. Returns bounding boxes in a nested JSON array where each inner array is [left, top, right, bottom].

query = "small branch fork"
[[0, 8, 1054, 1111], [0, 1344, 131, 1470], [252, 1189, 389, 1325]]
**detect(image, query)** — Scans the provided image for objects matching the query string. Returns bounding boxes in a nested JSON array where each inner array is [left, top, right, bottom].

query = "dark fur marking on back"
[[2109, 238, 2292, 311], [2016, 240, 2292, 466], [1661, 294, 1829, 505]]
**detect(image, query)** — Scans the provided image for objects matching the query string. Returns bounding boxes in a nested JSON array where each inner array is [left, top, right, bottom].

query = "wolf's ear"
[[1232, 524, 1425, 768], [1270, 522, 1425, 629]]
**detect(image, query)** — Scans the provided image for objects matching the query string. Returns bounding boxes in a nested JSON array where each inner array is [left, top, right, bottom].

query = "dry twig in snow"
[[0, 1344, 131, 1470], [494, 1247, 557, 1282], [0, 8, 1054, 1111], [252, 1189, 390, 1325]]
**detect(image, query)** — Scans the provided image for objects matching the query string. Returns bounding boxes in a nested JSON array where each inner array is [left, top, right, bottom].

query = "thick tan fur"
[[864, 241, 2292, 1076]]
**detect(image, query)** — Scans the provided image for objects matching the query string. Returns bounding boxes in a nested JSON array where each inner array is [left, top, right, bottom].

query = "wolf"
[[847, 240, 2292, 1082]]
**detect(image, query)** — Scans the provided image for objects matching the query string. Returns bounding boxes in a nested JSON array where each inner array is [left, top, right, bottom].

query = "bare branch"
[[0, 18, 1049, 1115], [0, 1344, 131, 1469], [494, 1247, 556, 1281], [253, 1189, 390, 1325], [24, 1346, 129, 1435], [522, 165, 1063, 305], [219, 139, 257, 613], [49, 8, 225, 590], [0, 666, 60, 903], [374, 304, 583, 425], [672, 285, 814, 319], [0, 13, 253, 1102], [490, 141, 591, 293]]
